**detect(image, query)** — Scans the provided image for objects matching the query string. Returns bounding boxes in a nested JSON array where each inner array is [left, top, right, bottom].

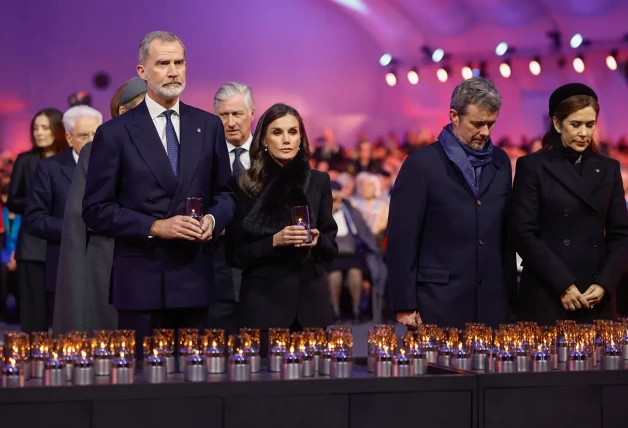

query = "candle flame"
[[212, 340, 217, 348], [238, 349, 243, 356], [289, 346, 295, 354], [52, 352, 58, 360], [121, 341, 126, 349], [400, 348, 406, 356], [159, 341, 164, 348], [611, 339, 616, 347], [153, 349, 158, 358], [194, 349, 200, 356], [458, 343, 463, 351], [81, 351, 87, 359], [120, 352, 124, 359], [39, 345, 44, 353], [189, 340, 193, 348], [100, 342, 105, 350], [538, 345, 542, 352]]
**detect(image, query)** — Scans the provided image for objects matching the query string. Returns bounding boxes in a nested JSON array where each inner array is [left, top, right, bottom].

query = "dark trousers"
[[0, 263, 18, 321], [117, 307, 208, 361], [16, 260, 47, 332], [207, 299, 239, 336]]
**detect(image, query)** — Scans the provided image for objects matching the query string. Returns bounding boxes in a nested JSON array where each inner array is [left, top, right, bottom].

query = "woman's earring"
[[264, 145, 268, 152]]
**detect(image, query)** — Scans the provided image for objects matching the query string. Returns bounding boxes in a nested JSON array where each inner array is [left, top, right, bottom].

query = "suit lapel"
[[126, 101, 178, 197], [59, 149, 76, 183], [478, 161, 499, 197], [581, 156, 606, 195], [543, 155, 598, 211], [168, 102, 204, 216]]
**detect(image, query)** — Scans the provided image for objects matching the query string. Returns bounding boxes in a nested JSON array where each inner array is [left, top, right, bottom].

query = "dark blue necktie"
[[232, 147, 245, 175], [163, 110, 179, 176]]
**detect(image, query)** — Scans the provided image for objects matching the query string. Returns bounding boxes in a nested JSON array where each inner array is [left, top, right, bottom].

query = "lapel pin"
[[595, 169, 600, 173], [197, 128, 201, 133]]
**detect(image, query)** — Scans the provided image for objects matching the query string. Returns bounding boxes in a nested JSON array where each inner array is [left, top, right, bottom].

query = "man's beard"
[[148, 79, 185, 99], [453, 128, 486, 151]]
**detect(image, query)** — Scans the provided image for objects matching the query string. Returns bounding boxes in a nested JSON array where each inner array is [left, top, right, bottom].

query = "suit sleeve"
[[512, 157, 576, 296], [597, 161, 628, 293], [7, 154, 28, 215], [24, 162, 63, 242], [206, 118, 235, 235], [386, 154, 427, 313], [502, 160, 518, 311], [312, 173, 338, 263], [82, 125, 157, 238]]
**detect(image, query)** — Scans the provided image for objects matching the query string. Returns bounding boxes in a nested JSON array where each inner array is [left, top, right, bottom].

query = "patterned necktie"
[[232, 147, 245, 175], [163, 110, 179, 176]]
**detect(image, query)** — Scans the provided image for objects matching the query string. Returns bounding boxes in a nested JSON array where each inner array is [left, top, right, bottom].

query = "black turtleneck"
[[557, 144, 593, 176]]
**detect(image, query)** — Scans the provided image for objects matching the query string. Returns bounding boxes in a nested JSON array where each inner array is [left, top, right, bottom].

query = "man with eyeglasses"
[[24, 105, 103, 325]]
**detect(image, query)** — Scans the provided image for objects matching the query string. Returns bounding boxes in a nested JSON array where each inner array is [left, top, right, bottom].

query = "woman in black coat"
[[512, 83, 628, 324], [226, 103, 338, 352]]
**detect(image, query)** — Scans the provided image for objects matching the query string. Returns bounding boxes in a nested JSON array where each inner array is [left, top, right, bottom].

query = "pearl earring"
[[264, 146, 268, 152]]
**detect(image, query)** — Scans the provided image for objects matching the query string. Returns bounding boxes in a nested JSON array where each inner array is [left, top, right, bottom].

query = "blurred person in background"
[[351, 172, 389, 238], [1, 185, 20, 323]]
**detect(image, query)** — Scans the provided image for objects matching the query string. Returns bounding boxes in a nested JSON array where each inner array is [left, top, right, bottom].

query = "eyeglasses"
[[71, 131, 96, 141]]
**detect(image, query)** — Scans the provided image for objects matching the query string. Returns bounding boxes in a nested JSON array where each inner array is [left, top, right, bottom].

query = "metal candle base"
[[487, 356, 496, 373], [73, 367, 95, 385], [375, 360, 393, 377], [249, 354, 261, 373], [532, 360, 550, 372], [557, 346, 568, 363], [94, 357, 112, 377], [177, 355, 188, 373], [472, 353, 487, 371], [412, 357, 428, 375], [65, 363, 73, 382], [437, 355, 451, 367], [281, 362, 302, 380], [112, 367, 133, 384], [603, 355, 620, 370], [595, 345, 603, 362], [367, 355, 375, 373], [622, 345, 628, 360], [22, 361, 31, 380], [516, 356, 530, 372], [495, 360, 516, 373], [313, 354, 320, 372], [32, 359, 45, 379], [144, 365, 167, 384], [551, 353, 558, 370], [568, 360, 587, 371], [302, 358, 315, 377], [184, 363, 207, 382], [44, 368, 66, 386], [165, 356, 176, 374], [269, 354, 283, 373], [228, 362, 252, 381], [331, 360, 352, 378], [319, 356, 331, 375], [393, 363, 411, 377], [425, 350, 438, 364], [2, 373, 24, 388], [206, 355, 226, 374], [451, 357, 471, 371]]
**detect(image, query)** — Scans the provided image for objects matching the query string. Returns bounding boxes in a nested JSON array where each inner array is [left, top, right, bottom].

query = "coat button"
[[563, 239, 571, 246], [479, 240, 484, 246], [592, 270, 597, 278], [592, 240, 599, 248], [148, 198, 154, 204], [477, 279, 483, 286], [592, 213, 597, 219], [564, 209, 569, 217], [477, 200, 482, 206]]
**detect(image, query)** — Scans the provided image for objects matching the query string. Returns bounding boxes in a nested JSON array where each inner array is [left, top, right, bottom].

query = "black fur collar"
[[241, 151, 312, 239]]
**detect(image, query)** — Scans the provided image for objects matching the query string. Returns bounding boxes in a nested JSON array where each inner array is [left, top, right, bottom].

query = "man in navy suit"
[[83, 31, 234, 356], [24, 105, 103, 326], [387, 77, 516, 329]]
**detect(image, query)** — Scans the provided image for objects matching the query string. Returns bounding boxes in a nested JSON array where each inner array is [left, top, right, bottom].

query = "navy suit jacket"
[[82, 100, 235, 311], [386, 141, 516, 329], [24, 148, 76, 292]]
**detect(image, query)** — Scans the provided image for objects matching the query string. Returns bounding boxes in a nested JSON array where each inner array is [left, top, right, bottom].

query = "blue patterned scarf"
[[438, 123, 494, 197]]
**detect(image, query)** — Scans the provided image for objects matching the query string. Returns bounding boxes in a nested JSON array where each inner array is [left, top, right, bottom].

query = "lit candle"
[[531, 345, 551, 372], [2, 358, 24, 388], [299, 345, 315, 377], [319, 343, 334, 376], [73, 351, 95, 385], [602, 340, 621, 371], [495, 347, 516, 374], [330, 344, 353, 379], [184, 350, 207, 382], [112, 351, 133, 384], [393, 348, 411, 377], [472, 340, 488, 371], [205, 340, 226, 375], [228, 349, 251, 382], [94, 342, 112, 377], [568, 344, 588, 372], [282, 346, 303, 380], [514, 342, 529, 373], [144, 349, 167, 384], [451, 343, 472, 371], [269, 340, 286, 373], [438, 341, 453, 367]]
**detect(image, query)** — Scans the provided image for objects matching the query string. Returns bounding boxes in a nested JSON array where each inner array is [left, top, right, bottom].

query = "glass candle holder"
[[204, 329, 226, 374], [186, 197, 203, 219], [291, 205, 312, 243], [240, 328, 261, 373], [227, 335, 251, 381]]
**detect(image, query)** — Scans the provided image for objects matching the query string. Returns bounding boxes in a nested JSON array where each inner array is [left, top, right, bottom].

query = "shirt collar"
[[226, 133, 253, 153], [145, 93, 180, 120], [72, 150, 79, 164]]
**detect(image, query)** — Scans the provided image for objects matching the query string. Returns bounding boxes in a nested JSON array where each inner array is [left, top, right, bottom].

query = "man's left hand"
[[582, 284, 605, 307], [198, 215, 214, 242], [295, 229, 319, 248]]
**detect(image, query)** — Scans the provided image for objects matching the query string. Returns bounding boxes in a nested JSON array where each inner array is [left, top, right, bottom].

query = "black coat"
[[387, 142, 516, 329], [6, 150, 47, 262], [512, 148, 628, 324], [226, 152, 338, 329]]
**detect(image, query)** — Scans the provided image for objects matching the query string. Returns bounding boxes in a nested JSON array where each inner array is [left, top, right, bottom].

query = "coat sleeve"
[[82, 125, 157, 238], [386, 154, 427, 313], [512, 156, 576, 296], [7, 154, 29, 215], [312, 173, 338, 263], [24, 162, 63, 242], [502, 160, 518, 312], [596, 161, 628, 294], [206, 118, 235, 236]]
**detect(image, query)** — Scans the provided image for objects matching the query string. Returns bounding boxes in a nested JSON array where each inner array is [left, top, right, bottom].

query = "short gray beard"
[[453, 128, 486, 151], [147, 79, 185, 99]]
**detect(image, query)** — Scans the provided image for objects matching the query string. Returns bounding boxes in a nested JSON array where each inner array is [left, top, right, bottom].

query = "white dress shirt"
[[333, 209, 349, 237], [72, 150, 79, 164], [144, 94, 214, 232], [226, 134, 252, 172], [145, 93, 180, 152]]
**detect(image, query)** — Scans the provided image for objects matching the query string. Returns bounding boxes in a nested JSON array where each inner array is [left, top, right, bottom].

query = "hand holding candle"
[[290, 206, 313, 245]]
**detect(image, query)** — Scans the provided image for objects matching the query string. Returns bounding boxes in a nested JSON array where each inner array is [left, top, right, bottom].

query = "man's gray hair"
[[213, 82, 255, 114], [450, 77, 502, 116], [138, 31, 186, 65], [62, 106, 103, 132]]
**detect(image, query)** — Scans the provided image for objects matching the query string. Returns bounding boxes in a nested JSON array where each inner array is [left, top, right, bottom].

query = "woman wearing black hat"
[[511, 83, 628, 324]]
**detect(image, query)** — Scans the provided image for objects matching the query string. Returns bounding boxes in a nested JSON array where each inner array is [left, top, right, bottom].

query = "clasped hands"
[[273, 225, 320, 248], [561, 284, 605, 311], [150, 215, 214, 242]]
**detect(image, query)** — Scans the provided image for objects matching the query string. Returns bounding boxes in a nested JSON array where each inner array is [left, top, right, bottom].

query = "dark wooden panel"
[[602, 386, 628, 428], [92, 398, 222, 428], [351, 391, 473, 428], [225, 394, 348, 428], [484, 386, 601, 428], [1, 402, 91, 428]]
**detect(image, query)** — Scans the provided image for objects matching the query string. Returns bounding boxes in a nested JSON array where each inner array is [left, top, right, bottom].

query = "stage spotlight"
[[472, 68, 481, 77], [499, 61, 512, 78], [437, 67, 449, 82], [573, 56, 585, 73], [432, 49, 445, 63], [529, 57, 541, 75], [461, 66, 473, 80], [607, 50, 618, 71], [407, 68, 419, 85], [386, 71, 397, 86], [570, 34, 583, 49], [379, 53, 392, 66], [496, 42, 509, 56]]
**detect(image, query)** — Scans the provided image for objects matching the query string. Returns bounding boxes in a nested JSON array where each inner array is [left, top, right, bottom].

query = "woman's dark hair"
[[29, 108, 67, 156], [541, 95, 600, 153], [239, 103, 311, 195]]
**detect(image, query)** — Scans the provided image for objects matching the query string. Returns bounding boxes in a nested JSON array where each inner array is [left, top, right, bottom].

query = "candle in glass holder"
[[240, 328, 261, 373], [2, 358, 24, 388], [602, 341, 621, 370], [472, 341, 488, 371], [437, 343, 452, 367], [594, 336, 604, 363], [514, 343, 529, 372], [93, 341, 112, 376], [299, 344, 315, 377], [375, 345, 393, 377], [422, 340, 438, 364], [178, 329, 199, 373], [43, 352, 66, 386], [319, 343, 333, 376], [330, 346, 352, 378], [451, 343, 472, 371], [31, 345, 50, 379], [281, 346, 302, 380], [205, 329, 226, 374], [393, 349, 411, 377], [568, 345, 587, 372], [144, 349, 167, 384], [495, 348, 516, 373], [303, 329, 321, 375], [63, 347, 75, 382], [186, 197, 203, 219], [556, 336, 569, 363], [269, 328, 289, 373], [73, 351, 95, 385], [112, 351, 133, 384], [153, 329, 175, 374], [407, 345, 428, 375], [291, 206, 312, 243], [184, 350, 207, 382], [621, 334, 628, 360], [228, 335, 251, 381]]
